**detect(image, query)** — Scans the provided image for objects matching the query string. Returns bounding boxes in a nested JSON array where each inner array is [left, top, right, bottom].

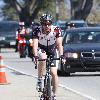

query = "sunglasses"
[[41, 22, 52, 26]]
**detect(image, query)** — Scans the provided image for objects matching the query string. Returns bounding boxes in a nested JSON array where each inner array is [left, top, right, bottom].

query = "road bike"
[[35, 40, 61, 100], [36, 56, 60, 100]]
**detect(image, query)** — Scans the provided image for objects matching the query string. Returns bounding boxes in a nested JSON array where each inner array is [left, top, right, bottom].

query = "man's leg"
[[36, 52, 47, 91], [38, 52, 47, 78], [51, 67, 58, 95]]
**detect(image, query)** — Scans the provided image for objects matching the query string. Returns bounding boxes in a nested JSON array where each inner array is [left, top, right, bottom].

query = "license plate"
[[10, 41, 16, 45]]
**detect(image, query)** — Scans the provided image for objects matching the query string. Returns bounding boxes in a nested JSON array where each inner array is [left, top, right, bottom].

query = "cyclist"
[[32, 13, 63, 100], [15, 22, 25, 52]]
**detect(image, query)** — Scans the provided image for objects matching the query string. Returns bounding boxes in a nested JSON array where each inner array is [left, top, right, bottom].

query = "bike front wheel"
[[46, 77, 52, 100]]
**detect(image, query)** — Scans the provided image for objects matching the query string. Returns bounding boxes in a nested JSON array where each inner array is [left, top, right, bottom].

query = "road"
[[1, 48, 100, 100]]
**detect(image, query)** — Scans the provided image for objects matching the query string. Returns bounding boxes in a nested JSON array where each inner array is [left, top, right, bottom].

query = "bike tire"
[[46, 77, 52, 100]]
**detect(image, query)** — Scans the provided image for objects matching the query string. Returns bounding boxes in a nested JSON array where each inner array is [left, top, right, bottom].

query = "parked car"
[[0, 21, 18, 48], [66, 20, 88, 28], [57, 27, 100, 76]]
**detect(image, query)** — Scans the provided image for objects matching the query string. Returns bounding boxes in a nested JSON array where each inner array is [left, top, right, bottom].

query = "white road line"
[[6, 64, 95, 100]]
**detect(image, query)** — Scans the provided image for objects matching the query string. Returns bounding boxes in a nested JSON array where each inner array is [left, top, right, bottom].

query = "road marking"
[[6, 64, 95, 100]]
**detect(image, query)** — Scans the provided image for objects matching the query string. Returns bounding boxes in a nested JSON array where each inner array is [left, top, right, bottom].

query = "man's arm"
[[32, 26, 40, 57], [32, 38, 38, 56], [56, 37, 63, 56]]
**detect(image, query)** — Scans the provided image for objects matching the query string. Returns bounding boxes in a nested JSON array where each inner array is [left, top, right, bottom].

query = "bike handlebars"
[[35, 57, 61, 69]]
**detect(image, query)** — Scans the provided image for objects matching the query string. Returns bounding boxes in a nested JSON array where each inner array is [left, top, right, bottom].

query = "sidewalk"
[[0, 68, 90, 100]]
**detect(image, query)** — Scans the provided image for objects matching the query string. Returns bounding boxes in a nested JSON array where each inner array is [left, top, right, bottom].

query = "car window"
[[94, 33, 100, 42], [63, 31, 100, 44], [0, 22, 18, 34], [65, 33, 80, 43]]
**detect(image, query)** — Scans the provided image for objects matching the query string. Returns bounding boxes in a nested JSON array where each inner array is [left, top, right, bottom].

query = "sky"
[[0, 1, 5, 21], [0, 1, 5, 7]]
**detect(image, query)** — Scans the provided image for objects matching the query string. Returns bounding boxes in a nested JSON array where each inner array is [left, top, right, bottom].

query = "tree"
[[70, 0, 93, 20], [2, 0, 55, 26], [2, 0, 94, 23]]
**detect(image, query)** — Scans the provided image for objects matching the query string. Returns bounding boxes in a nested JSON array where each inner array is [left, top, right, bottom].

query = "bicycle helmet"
[[40, 14, 53, 24]]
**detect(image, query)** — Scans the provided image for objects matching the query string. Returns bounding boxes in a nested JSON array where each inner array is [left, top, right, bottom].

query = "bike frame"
[[40, 56, 52, 100], [37, 55, 60, 100], [35, 40, 60, 100]]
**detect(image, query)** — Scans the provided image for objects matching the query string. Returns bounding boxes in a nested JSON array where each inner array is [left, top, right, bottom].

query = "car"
[[0, 21, 18, 48], [57, 27, 100, 76], [66, 20, 88, 28]]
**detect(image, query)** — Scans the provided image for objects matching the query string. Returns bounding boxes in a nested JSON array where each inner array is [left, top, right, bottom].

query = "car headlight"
[[0, 37, 5, 40], [64, 52, 78, 58]]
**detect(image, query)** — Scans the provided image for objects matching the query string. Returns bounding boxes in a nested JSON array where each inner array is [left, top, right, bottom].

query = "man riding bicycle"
[[15, 22, 25, 52], [32, 13, 63, 100]]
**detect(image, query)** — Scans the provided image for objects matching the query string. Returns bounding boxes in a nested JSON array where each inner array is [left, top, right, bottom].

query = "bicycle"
[[35, 40, 61, 100]]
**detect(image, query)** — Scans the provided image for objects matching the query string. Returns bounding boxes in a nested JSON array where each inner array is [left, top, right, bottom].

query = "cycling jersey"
[[32, 25, 62, 46], [17, 27, 27, 41], [32, 25, 62, 56]]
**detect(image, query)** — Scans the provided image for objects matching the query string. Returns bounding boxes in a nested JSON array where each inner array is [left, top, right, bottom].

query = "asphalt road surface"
[[1, 48, 100, 100]]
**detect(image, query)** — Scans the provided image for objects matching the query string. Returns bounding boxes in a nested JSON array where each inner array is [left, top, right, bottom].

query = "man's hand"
[[32, 56, 39, 69], [33, 56, 39, 65], [60, 55, 66, 64]]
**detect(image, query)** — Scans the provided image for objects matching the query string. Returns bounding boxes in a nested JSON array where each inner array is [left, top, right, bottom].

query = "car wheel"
[[57, 70, 70, 76], [58, 62, 71, 76], [57, 65, 70, 76]]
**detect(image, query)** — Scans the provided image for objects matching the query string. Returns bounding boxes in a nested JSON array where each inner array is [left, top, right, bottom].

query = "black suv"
[[0, 21, 18, 48], [58, 27, 100, 76]]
